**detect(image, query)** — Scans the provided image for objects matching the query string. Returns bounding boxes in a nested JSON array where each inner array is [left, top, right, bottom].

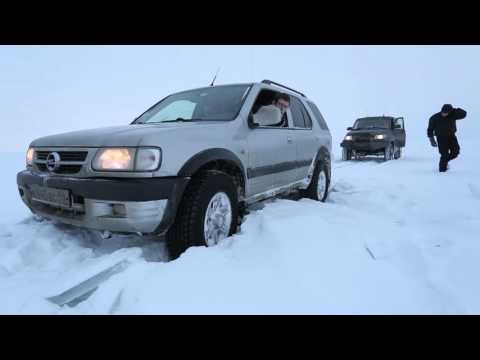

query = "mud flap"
[[46, 260, 131, 307]]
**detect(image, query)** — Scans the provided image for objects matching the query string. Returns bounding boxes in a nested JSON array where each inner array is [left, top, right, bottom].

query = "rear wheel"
[[166, 171, 238, 260], [302, 161, 330, 202]]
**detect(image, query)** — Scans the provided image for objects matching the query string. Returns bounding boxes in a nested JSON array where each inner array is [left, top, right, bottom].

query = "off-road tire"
[[166, 170, 239, 260], [302, 161, 330, 202], [342, 148, 352, 161], [394, 147, 402, 159], [383, 143, 394, 162]]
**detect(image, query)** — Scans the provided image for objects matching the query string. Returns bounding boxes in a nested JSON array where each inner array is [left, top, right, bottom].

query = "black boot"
[[439, 158, 448, 172]]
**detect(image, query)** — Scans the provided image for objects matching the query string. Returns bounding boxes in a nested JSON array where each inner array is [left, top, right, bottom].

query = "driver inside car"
[[271, 93, 290, 126], [255, 93, 290, 127]]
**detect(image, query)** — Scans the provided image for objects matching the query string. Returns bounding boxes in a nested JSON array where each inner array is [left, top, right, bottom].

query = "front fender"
[[178, 148, 246, 180]]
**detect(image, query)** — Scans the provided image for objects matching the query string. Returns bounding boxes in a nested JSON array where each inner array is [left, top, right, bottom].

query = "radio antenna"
[[210, 67, 220, 86]]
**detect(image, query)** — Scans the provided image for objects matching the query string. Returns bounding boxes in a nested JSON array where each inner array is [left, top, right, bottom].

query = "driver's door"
[[246, 112, 297, 196], [393, 117, 406, 147]]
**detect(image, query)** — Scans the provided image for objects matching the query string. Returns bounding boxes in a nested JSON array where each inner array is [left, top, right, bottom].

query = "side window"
[[307, 101, 329, 131], [290, 97, 312, 129]]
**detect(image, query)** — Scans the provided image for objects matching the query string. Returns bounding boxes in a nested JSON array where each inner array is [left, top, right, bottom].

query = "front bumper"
[[340, 140, 387, 153], [17, 170, 189, 235]]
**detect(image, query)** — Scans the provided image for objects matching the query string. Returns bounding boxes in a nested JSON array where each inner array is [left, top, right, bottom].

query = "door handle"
[[287, 136, 293, 144]]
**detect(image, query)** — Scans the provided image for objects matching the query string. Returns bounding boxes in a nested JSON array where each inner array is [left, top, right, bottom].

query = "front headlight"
[[92, 148, 161, 172], [374, 134, 385, 140], [26, 148, 34, 166], [93, 148, 135, 171], [344, 135, 353, 141]]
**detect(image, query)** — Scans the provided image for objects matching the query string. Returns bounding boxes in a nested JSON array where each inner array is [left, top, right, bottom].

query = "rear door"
[[289, 96, 319, 181], [393, 117, 406, 147]]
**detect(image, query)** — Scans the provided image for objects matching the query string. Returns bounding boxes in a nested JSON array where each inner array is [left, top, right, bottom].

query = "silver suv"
[[17, 80, 332, 258]]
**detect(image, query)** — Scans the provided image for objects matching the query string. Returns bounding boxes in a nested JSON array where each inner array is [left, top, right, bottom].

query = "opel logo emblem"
[[46, 152, 61, 172]]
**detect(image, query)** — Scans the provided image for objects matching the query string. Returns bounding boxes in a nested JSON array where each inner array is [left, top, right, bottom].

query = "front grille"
[[354, 135, 371, 142], [36, 151, 87, 162], [36, 163, 83, 174], [55, 165, 83, 174], [34, 149, 88, 175], [36, 151, 49, 160]]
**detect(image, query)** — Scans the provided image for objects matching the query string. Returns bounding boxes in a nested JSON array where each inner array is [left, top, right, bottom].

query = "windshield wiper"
[[139, 118, 198, 124], [161, 118, 199, 123]]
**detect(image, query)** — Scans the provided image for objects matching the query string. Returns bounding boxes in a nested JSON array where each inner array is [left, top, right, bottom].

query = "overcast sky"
[[1, 45, 478, 152]]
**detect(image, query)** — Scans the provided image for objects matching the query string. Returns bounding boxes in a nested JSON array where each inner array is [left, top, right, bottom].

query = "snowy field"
[[1, 130, 479, 314]]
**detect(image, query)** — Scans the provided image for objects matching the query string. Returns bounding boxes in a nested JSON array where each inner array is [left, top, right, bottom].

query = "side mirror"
[[248, 113, 259, 128], [252, 106, 282, 127], [347, 127, 353, 131]]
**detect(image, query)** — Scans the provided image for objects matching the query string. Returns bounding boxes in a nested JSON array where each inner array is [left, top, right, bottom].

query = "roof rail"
[[261, 80, 306, 97]]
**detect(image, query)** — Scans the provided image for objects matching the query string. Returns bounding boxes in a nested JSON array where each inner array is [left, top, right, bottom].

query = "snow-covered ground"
[[1, 132, 479, 314]]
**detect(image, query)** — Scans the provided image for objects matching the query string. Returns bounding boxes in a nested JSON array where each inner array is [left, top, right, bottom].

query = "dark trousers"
[[436, 135, 460, 172]]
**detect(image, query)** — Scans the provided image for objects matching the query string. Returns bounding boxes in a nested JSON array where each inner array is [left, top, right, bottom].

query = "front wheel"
[[394, 147, 402, 159], [166, 171, 239, 260], [302, 161, 330, 202], [342, 147, 352, 161], [383, 143, 394, 161]]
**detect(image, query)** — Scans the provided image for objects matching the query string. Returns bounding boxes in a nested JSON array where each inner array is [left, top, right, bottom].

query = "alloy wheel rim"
[[204, 192, 232, 247]]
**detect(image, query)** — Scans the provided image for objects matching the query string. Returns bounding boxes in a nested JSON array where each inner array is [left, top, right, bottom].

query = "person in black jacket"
[[427, 104, 467, 172]]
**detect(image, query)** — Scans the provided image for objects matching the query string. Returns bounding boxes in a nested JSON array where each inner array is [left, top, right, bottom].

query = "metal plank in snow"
[[46, 260, 131, 307]]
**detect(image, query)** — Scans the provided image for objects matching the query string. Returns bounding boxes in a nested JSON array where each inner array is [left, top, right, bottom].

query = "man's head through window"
[[273, 93, 290, 115]]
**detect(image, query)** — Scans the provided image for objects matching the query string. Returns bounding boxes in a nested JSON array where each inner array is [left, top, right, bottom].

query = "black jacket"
[[427, 108, 467, 137]]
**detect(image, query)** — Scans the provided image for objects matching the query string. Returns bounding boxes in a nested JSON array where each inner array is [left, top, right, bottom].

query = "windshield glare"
[[134, 85, 250, 124], [353, 118, 390, 130]]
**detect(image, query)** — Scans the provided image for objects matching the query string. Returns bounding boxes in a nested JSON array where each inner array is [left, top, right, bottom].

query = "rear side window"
[[290, 97, 312, 129], [307, 101, 329, 131]]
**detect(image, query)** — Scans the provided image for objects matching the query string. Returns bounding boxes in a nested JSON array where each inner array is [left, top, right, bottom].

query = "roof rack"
[[261, 80, 306, 98]]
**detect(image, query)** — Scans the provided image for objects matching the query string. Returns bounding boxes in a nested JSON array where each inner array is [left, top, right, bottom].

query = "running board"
[[245, 180, 309, 205]]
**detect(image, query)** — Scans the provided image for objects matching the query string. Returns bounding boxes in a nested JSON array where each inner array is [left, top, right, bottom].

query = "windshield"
[[134, 85, 251, 124], [353, 118, 390, 130]]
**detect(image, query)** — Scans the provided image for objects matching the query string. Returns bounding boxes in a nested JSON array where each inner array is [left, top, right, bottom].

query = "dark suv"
[[340, 116, 406, 161]]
